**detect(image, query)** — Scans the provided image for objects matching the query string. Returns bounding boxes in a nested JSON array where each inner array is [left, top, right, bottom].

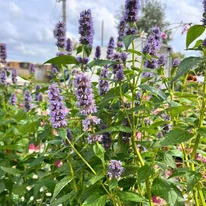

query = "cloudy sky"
[[0, 0, 204, 63]]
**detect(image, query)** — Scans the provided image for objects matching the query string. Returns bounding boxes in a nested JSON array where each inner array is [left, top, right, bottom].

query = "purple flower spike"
[[54, 22, 66, 48], [94, 46, 101, 60], [82, 116, 100, 131], [35, 85, 41, 101], [202, 0, 206, 25], [74, 72, 97, 116], [158, 54, 166, 66], [120, 52, 128, 62], [24, 90, 32, 112], [99, 65, 109, 95], [66, 38, 73, 55], [0, 69, 7, 85], [76, 56, 89, 65], [173, 58, 180, 67], [78, 9, 94, 47], [88, 134, 102, 144], [117, 18, 126, 47], [108, 160, 124, 179], [106, 37, 115, 59], [124, 0, 140, 23], [38, 93, 43, 102], [48, 84, 67, 128], [116, 69, 125, 81], [0, 43, 7, 63], [10, 93, 17, 106], [11, 69, 18, 84], [56, 51, 66, 56], [29, 64, 35, 74], [202, 39, 206, 47]]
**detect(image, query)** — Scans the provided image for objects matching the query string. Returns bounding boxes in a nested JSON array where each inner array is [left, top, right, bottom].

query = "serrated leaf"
[[127, 49, 142, 56], [118, 177, 136, 188], [137, 164, 154, 183], [171, 57, 203, 83], [0, 166, 21, 176], [87, 59, 118, 68], [83, 194, 107, 206], [122, 35, 137, 50], [197, 127, 206, 137], [93, 142, 105, 161], [167, 106, 193, 117], [44, 55, 79, 66], [186, 25, 205, 48], [32, 86, 48, 95], [109, 179, 118, 190], [152, 177, 184, 206], [155, 130, 193, 147], [117, 191, 147, 203], [139, 84, 167, 100], [50, 193, 71, 206], [88, 174, 105, 186], [51, 176, 73, 202], [186, 171, 202, 192], [76, 45, 83, 55]]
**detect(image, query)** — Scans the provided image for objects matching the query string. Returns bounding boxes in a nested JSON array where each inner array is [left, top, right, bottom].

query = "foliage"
[[0, 1, 206, 206]]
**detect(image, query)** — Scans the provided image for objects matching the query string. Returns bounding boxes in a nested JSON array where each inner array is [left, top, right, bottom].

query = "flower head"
[[0, 43, 7, 63], [82, 116, 100, 131], [108, 160, 124, 179], [94, 46, 101, 60], [99, 65, 109, 95], [24, 90, 32, 112], [11, 69, 18, 84], [117, 18, 126, 47], [29, 64, 35, 74], [124, 0, 140, 23], [0, 69, 7, 85], [10, 93, 17, 106], [202, 0, 206, 25], [76, 56, 89, 65], [56, 51, 66, 56], [48, 84, 67, 128], [35, 85, 43, 102], [74, 72, 97, 116], [173, 58, 180, 67], [106, 37, 115, 59], [54, 22, 66, 48], [158, 54, 166, 66], [66, 38, 73, 55], [78, 9, 94, 47], [88, 134, 102, 144]]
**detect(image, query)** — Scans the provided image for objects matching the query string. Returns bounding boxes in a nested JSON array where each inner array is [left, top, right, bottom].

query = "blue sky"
[[0, 0, 204, 63]]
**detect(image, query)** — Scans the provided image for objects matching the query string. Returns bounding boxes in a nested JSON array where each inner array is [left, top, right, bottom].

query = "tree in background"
[[116, 0, 172, 44], [137, 0, 172, 44]]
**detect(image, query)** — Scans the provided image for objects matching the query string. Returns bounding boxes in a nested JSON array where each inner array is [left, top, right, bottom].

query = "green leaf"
[[51, 176, 73, 202], [0, 166, 21, 176], [169, 168, 190, 179], [14, 109, 27, 121], [83, 194, 107, 206], [163, 152, 177, 169], [84, 45, 92, 57], [19, 121, 40, 134], [171, 57, 203, 82], [118, 177, 136, 188], [76, 45, 83, 55], [127, 49, 142, 56], [50, 193, 71, 206], [117, 191, 147, 203], [152, 177, 184, 206], [93, 142, 105, 161], [167, 106, 193, 117], [156, 130, 193, 147], [57, 128, 67, 138], [186, 25, 205, 48], [87, 60, 118, 68], [139, 85, 167, 100], [137, 164, 154, 183], [197, 127, 206, 137], [186, 171, 202, 192], [122, 35, 137, 50], [88, 174, 105, 186], [44, 55, 79, 66], [32, 86, 48, 95], [109, 179, 118, 190]]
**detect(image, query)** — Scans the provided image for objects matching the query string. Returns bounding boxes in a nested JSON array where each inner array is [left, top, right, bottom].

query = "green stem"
[[131, 41, 154, 206]]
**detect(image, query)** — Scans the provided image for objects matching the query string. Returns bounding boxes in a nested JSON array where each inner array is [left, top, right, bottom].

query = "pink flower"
[[161, 32, 167, 39], [55, 160, 63, 168], [29, 144, 40, 154], [152, 196, 162, 204]]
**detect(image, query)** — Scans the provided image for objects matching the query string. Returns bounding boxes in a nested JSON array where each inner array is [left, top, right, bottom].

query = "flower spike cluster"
[[106, 37, 115, 59], [202, 0, 206, 25], [48, 84, 67, 128], [74, 72, 97, 116], [108, 160, 124, 179], [0, 43, 7, 63], [11, 69, 17, 84], [78, 9, 94, 47], [54, 22, 66, 48], [24, 90, 32, 112], [10, 93, 17, 106], [66, 38, 73, 55], [99, 65, 109, 95], [0, 69, 7, 85], [94, 46, 101, 60]]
